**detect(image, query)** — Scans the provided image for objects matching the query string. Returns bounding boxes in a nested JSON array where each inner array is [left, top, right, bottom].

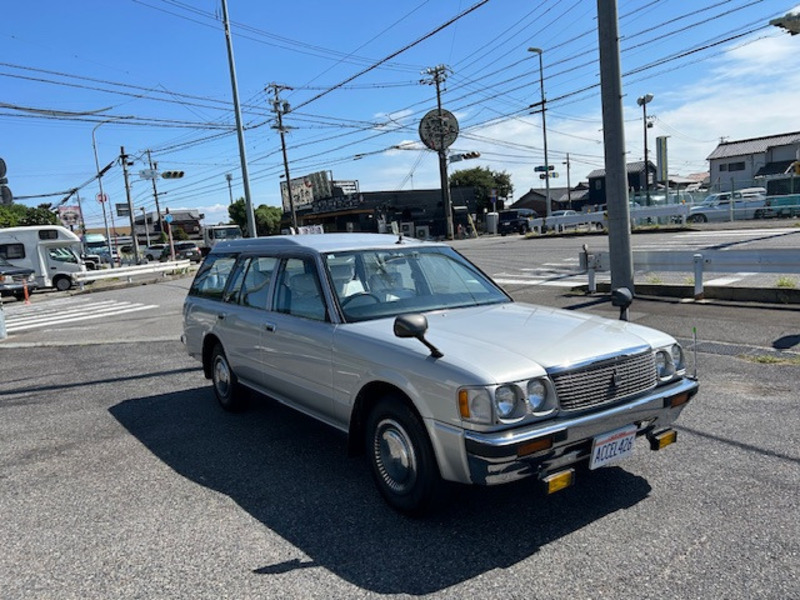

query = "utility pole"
[[120, 147, 140, 263], [220, 0, 257, 238], [268, 83, 298, 231], [528, 47, 552, 218], [146, 149, 163, 242], [597, 0, 634, 294], [563, 153, 572, 210], [422, 65, 455, 240], [225, 173, 234, 205]]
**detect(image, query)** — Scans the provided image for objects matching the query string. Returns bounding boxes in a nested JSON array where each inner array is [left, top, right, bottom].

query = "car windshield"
[[324, 246, 510, 323]]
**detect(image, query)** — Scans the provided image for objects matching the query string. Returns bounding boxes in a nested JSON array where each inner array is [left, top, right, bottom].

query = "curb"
[[574, 282, 800, 305]]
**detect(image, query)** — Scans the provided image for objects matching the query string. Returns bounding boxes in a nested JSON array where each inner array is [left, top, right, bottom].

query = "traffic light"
[[461, 151, 481, 160], [161, 171, 185, 179]]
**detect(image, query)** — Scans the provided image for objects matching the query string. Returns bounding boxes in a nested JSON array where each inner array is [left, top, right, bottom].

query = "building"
[[586, 161, 656, 207], [511, 187, 570, 215], [292, 187, 478, 239], [706, 131, 800, 192]]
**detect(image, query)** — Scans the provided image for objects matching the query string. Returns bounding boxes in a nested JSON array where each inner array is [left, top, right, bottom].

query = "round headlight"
[[495, 385, 518, 418], [527, 379, 548, 412], [656, 349, 675, 379], [671, 344, 685, 371]]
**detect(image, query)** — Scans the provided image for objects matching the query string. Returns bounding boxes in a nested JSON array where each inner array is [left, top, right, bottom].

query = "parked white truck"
[[201, 224, 242, 255], [0, 225, 87, 291]]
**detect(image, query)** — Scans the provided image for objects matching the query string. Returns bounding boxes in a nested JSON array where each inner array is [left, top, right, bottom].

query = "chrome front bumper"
[[460, 377, 699, 486]]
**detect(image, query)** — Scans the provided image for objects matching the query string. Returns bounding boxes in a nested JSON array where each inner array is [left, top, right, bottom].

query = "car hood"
[[346, 302, 674, 383]]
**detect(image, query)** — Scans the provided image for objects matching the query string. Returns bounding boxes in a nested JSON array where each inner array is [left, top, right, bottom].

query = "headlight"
[[655, 344, 685, 382], [460, 377, 555, 425], [494, 385, 518, 418], [527, 379, 548, 412], [671, 344, 685, 372]]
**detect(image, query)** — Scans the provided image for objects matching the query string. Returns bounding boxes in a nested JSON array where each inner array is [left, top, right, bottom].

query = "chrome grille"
[[551, 351, 657, 412]]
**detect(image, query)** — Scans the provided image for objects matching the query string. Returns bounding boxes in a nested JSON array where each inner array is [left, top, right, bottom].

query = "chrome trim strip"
[[544, 344, 652, 375]]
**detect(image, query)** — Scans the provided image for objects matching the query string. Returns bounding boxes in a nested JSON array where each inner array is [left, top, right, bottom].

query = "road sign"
[[96, 193, 108, 203], [418, 109, 459, 151], [164, 213, 174, 224], [116, 203, 130, 217], [139, 169, 159, 180]]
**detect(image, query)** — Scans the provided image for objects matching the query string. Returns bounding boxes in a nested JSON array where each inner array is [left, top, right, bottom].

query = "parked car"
[[0, 256, 37, 300], [763, 194, 800, 218], [550, 210, 578, 218], [182, 234, 698, 515], [94, 248, 121, 266], [161, 241, 202, 263], [688, 188, 767, 223], [497, 208, 538, 235], [144, 244, 167, 261]]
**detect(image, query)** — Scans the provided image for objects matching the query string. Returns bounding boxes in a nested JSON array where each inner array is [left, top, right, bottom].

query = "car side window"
[[241, 256, 277, 309], [189, 254, 237, 300], [274, 257, 327, 321]]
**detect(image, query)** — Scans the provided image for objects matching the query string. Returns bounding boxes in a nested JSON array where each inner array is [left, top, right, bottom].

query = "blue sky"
[[3, 0, 799, 230]]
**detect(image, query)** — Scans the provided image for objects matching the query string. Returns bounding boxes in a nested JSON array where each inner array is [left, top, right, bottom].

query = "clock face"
[[419, 109, 459, 151]]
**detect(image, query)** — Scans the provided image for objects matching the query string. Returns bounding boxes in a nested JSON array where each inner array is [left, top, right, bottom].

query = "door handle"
[[217, 314, 226, 320]]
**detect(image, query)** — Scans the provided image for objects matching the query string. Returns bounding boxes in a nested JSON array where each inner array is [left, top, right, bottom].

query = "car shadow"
[[110, 388, 652, 595]]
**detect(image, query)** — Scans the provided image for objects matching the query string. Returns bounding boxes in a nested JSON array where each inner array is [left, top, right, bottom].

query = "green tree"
[[0, 202, 58, 227], [255, 205, 283, 236], [449, 167, 513, 212], [228, 199, 284, 236]]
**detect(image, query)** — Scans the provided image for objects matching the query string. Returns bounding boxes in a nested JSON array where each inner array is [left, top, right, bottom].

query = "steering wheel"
[[341, 292, 381, 307]]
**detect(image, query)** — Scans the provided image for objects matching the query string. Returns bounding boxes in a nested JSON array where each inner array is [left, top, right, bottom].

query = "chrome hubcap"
[[214, 356, 231, 398], [373, 418, 417, 494]]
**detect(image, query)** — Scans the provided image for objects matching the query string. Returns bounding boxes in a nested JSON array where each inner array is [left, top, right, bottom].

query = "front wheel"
[[365, 397, 445, 516], [54, 276, 72, 292], [688, 214, 707, 223], [210, 344, 247, 411]]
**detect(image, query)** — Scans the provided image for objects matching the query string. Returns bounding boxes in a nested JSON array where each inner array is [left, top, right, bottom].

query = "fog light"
[[543, 469, 574, 494]]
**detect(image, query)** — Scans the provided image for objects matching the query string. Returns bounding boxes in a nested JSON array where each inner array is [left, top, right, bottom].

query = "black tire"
[[54, 276, 72, 292], [689, 214, 707, 223], [365, 396, 445, 516], [210, 344, 247, 412], [754, 209, 764, 219]]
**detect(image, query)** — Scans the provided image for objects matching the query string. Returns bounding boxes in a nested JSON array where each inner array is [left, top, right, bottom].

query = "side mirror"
[[611, 287, 633, 321], [394, 314, 443, 358]]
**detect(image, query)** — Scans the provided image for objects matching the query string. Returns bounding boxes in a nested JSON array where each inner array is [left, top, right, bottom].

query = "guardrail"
[[580, 248, 800, 299], [74, 260, 192, 288], [530, 204, 690, 233]]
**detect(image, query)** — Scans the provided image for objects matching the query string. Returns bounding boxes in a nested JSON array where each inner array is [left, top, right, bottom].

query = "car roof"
[[211, 233, 442, 256]]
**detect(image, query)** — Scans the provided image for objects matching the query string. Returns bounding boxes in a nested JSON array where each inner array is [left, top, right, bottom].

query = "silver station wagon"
[[182, 234, 699, 515]]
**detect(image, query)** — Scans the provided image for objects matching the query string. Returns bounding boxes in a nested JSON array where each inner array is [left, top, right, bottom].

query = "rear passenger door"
[[218, 255, 278, 388], [261, 256, 336, 424]]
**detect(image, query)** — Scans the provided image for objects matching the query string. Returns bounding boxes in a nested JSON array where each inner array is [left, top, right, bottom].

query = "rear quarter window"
[[189, 254, 237, 300]]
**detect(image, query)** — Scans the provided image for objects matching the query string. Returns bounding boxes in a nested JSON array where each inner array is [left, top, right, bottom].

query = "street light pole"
[[529, 47, 551, 218], [637, 93, 654, 204], [225, 173, 234, 205]]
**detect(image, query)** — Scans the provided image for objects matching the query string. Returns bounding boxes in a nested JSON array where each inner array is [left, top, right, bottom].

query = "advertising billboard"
[[280, 171, 332, 213]]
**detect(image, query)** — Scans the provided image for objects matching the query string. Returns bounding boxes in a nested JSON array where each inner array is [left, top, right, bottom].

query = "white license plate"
[[589, 424, 637, 470]]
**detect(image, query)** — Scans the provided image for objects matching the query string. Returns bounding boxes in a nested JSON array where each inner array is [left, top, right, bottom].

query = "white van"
[[0, 226, 87, 291]]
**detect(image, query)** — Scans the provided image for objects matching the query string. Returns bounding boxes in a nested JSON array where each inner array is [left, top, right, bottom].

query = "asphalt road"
[[1, 231, 799, 599]]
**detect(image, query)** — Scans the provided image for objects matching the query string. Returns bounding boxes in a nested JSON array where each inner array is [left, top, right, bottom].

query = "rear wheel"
[[689, 214, 707, 223], [365, 396, 445, 516], [210, 344, 247, 411]]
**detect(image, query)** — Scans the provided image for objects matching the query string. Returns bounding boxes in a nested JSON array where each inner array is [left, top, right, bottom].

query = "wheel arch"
[[348, 381, 419, 457], [201, 333, 223, 379]]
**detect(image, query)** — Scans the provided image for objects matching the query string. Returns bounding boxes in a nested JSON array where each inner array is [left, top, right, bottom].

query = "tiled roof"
[[706, 131, 800, 160]]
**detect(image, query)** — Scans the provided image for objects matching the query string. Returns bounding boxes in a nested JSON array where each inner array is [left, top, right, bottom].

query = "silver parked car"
[[182, 234, 698, 515], [688, 188, 767, 222]]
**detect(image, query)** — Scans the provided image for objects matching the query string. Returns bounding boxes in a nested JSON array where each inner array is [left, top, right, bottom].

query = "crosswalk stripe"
[[3, 300, 158, 333]]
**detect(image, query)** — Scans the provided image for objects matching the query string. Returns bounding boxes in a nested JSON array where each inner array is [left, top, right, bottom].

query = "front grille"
[[551, 351, 657, 412]]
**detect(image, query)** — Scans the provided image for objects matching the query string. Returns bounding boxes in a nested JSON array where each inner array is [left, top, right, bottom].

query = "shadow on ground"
[[110, 389, 652, 594]]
